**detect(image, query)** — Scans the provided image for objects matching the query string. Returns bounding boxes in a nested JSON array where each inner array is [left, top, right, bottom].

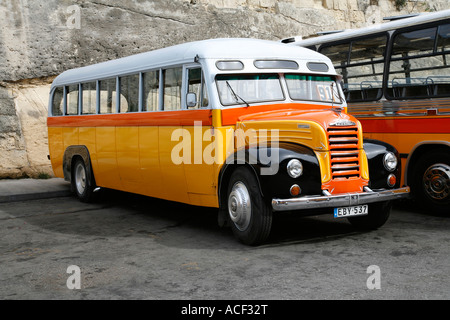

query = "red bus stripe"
[[358, 117, 450, 134], [47, 109, 213, 127]]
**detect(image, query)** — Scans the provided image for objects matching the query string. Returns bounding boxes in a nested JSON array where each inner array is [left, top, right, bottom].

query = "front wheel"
[[226, 167, 272, 245], [348, 201, 391, 230]]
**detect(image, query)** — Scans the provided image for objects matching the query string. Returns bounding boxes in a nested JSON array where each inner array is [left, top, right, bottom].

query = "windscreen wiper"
[[226, 81, 249, 107]]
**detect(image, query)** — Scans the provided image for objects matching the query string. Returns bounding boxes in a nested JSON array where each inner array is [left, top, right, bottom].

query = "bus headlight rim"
[[287, 159, 303, 178], [383, 152, 397, 172]]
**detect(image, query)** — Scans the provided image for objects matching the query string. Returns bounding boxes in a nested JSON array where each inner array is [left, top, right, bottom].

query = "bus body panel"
[[95, 127, 121, 189], [138, 127, 163, 199], [48, 127, 64, 178]]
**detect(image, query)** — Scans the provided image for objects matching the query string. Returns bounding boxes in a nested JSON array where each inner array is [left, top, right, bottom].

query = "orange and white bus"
[[285, 10, 450, 214], [47, 38, 409, 245]]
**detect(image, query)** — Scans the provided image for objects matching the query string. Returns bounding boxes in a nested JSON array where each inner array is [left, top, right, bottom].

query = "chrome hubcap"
[[423, 163, 450, 201], [228, 182, 251, 231], [75, 162, 86, 195]]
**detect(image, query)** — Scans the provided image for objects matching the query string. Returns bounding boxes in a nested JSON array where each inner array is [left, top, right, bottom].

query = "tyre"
[[348, 201, 391, 230], [412, 150, 450, 215], [226, 167, 272, 245], [72, 157, 96, 203]]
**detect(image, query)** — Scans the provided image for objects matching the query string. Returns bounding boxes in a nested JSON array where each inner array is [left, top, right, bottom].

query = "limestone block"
[[348, 0, 359, 11], [14, 84, 52, 170]]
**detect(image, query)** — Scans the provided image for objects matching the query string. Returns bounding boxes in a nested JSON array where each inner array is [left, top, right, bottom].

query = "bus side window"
[[187, 68, 201, 109], [81, 82, 97, 114], [119, 74, 139, 113], [66, 84, 79, 115], [163, 67, 182, 111], [388, 25, 450, 98], [143, 70, 160, 112], [431, 23, 450, 96], [320, 35, 386, 102], [52, 87, 64, 116], [187, 68, 209, 109], [99, 78, 117, 114]]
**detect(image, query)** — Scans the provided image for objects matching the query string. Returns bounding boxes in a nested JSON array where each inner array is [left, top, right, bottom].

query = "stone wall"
[[0, 0, 448, 178]]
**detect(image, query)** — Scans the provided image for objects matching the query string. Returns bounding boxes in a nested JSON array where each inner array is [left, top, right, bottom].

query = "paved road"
[[0, 189, 449, 300]]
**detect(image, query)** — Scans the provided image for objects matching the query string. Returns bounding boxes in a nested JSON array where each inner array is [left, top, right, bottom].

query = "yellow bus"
[[285, 10, 450, 214], [47, 38, 409, 245]]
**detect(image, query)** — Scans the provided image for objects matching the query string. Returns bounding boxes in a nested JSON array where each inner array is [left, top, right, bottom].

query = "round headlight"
[[383, 152, 397, 172], [287, 159, 303, 178]]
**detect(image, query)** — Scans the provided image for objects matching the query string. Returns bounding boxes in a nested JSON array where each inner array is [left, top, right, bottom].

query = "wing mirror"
[[186, 92, 197, 108]]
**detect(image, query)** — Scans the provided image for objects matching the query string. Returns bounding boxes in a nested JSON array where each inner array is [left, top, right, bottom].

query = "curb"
[[0, 178, 72, 203]]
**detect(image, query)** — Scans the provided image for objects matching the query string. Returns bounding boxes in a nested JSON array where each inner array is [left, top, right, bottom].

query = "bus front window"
[[216, 74, 284, 106], [285, 74, 343, 104]]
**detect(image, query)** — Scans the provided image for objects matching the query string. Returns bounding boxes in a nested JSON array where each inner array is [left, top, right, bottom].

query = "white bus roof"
[[51, 38, 332, 89], [285, 9, 450, 47]]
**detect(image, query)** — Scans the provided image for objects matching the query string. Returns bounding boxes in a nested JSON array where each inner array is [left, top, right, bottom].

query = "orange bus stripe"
[[221, 103, 333, 125], [47, 109, 213, 127], [358, 117, 450, 134]]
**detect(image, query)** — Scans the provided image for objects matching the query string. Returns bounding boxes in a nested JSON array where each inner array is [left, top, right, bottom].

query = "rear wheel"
[[412, 150, 450, 215], [72, 157, 96, 203], [226, 167, 272, 245], [348, 201, 391, 230]]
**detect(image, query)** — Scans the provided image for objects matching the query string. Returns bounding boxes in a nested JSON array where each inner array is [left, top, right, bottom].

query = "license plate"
[[334, 205, 368, 218]]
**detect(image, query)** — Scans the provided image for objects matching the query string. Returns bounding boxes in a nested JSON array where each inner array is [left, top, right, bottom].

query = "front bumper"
[[271, 186, 410, 211]]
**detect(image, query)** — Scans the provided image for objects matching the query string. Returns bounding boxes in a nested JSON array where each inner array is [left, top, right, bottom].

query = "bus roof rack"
[[383, 13, 420, 21]]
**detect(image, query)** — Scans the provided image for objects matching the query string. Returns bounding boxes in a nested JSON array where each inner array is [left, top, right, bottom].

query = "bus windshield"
[[285, 74, 342, 104], [216, 74, 284, 106], [216, 73, 342, 107]]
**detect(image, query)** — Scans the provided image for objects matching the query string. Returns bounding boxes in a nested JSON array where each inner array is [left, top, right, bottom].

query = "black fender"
[[62, 145, 95, 185], [363, 139, 401, 189], [218, 142, 322, 207]]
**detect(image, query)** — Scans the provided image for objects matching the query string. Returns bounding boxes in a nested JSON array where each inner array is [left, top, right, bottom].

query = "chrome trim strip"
[[271, 186, 410, 211]]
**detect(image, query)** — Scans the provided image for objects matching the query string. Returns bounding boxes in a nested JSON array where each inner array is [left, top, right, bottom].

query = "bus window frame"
[[184, 64, 209, 109], [49, 63, 212, 117], [318, 31, 390, 103], [215, 73, 286, 107], [162, 66, 184, 112], [98, 77, 118, 114], [65, 84, 80, 116], [81, 81, 98, 115], [141, 68, 162, 112], [118, 73, 140, 113], [384, 19, 450, 101], [50, 86, 65, 117]]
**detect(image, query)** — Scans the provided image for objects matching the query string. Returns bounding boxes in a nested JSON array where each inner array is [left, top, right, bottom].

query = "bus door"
[[181, 66, 217, 206]]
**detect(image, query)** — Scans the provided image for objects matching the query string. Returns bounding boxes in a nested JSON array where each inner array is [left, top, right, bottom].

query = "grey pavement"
[[0, 178, 71, 203], [0, 187, 448, 300]]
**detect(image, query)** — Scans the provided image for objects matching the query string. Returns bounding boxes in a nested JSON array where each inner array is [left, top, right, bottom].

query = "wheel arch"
[[218, 162, 262, 210], [217, 143, 320, 209], [63, 145, 94, 185], [405, 141, 450, 186]]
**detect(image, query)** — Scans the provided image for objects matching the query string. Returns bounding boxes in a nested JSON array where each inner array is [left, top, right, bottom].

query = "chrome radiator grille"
[[327, 126, 360, 179]]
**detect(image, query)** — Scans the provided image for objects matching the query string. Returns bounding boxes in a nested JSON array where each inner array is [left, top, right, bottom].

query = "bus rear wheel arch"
[[411, 149, 450, 215]]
